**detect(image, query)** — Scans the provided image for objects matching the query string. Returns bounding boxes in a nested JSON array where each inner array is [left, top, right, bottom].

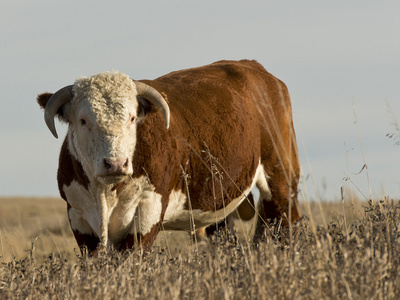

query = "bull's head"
[[38, 72, 170, 185]]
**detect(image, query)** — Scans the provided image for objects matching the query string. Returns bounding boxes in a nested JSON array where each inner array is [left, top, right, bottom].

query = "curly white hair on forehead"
[[72, 71, 137, 104]]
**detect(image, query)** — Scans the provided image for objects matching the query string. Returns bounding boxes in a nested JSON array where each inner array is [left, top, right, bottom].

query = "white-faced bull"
[[37, 60, 300, 254]]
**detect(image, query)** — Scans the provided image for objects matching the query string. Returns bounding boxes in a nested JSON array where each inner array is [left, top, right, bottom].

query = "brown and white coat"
[[37, 60, 300, 254]]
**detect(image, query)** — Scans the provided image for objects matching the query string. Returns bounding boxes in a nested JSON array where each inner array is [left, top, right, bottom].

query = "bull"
[[37, 60, 300, 254]]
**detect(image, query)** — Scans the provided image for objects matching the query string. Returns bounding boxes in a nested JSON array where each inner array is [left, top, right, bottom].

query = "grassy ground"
[[1, 196, 399, 299], [0, 196, 364, 262], [0, 197, 74, 262]]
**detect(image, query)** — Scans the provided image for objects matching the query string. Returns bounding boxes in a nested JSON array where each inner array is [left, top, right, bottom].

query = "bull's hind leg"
[[252, 169, 273, 241], [253, 166, 301, 242]]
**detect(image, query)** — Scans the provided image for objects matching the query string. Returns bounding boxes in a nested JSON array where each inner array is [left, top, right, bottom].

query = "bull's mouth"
[[97, 175, 127, 185]]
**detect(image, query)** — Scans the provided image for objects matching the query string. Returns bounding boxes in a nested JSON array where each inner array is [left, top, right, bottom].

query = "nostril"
[[103, 158, 112, 170]]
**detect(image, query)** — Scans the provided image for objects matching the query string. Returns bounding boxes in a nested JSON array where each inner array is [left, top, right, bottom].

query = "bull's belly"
[[162, 190, 251, 231], [162, 163, 266, 231]]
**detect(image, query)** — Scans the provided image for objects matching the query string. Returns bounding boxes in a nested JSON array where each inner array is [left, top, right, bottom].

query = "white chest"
[[63, 176, 162, 248]]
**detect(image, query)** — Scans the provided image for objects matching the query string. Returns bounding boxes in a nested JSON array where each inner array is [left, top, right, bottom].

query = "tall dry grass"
[[1, 197, 399, 299]]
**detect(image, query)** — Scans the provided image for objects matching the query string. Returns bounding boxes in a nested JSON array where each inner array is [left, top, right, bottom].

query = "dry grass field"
[[1, 196, 399, 299]]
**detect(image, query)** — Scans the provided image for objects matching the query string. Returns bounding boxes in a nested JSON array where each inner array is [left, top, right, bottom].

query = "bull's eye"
[[130, 116, 135, 122], [80, 119, 86, 126]]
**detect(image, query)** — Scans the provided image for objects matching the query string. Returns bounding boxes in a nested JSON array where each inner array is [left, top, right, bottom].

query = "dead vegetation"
[[1, 197, 400, 299]]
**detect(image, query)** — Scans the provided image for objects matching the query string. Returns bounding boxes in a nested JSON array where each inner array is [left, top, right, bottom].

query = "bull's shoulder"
[[57, 139, 90, 200], [209, 59, 273, 78], [210, 59, 266, 71]]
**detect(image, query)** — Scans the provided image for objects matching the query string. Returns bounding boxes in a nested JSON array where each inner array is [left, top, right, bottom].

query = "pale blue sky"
[[1, 0, 399, 200]]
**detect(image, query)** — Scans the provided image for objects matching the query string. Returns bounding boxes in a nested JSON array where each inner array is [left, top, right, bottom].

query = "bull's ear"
[[137, 92, 169, 119], [37, 92, 69, 122], [37, 93, 53, 109]]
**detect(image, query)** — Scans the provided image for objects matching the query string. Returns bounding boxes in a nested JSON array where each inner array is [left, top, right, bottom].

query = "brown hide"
[[132, 60, 300, 221]]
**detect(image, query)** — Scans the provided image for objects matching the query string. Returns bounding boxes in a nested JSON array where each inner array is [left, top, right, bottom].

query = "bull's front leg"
[[119, 193, 164, 251], [120, 222, 162, 251], [67, 203, 101, 255]]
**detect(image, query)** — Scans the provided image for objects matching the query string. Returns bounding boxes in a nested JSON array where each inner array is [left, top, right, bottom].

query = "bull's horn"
[[134, 81, 170, 129], [44, 85, 73, 138]]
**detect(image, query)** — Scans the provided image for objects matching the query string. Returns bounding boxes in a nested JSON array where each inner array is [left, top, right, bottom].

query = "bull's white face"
[[65, 72, 140, 185]]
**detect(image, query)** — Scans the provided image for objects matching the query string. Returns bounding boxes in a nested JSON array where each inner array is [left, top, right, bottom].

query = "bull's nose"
[[103, 157, 129, 175]]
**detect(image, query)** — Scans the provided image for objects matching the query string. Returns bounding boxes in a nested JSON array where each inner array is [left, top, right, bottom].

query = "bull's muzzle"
[[97, 156, 131, 184]]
